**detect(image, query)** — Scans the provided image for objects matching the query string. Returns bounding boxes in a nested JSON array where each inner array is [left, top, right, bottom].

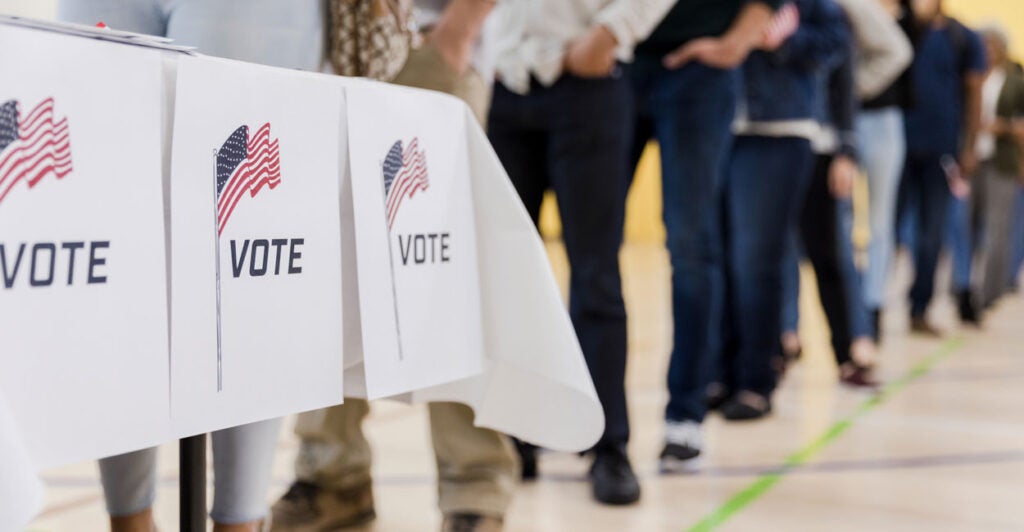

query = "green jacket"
[[994, 62, 1024, 177]]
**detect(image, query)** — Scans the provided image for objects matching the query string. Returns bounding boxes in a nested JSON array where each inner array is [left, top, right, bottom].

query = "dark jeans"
[[901, 152, 953, 317], [488, 73, 632, 451], [630, 60, 738, 423], [722, 136, 814, 397], [792, 154, 869, 366]]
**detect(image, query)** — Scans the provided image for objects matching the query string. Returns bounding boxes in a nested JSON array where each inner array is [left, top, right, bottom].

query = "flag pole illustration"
[[212, 148, 224, 391], [381, 138, 430, 363], [0, 98, 73, 208], [213, 123, 281, 392]]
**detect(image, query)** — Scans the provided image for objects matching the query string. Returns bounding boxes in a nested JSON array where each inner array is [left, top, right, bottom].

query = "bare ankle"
[[110, 508, 156, 532]]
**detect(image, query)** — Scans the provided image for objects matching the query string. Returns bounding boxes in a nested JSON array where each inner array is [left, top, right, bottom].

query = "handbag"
[[329, 0, 416, 82]]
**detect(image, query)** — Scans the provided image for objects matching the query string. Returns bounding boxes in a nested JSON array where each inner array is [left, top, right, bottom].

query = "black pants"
[[487, 73, 632, 451], [798, 155, 857, 366]]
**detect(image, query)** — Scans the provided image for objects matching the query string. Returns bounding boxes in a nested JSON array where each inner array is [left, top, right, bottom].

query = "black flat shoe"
[[721, 391, 772, 421]]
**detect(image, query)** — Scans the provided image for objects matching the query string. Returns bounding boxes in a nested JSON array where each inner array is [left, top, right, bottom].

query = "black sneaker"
[[589, 449, 641, 505], [720, 391, 772, 421], [957, 290, 981, 325], [659, 420, 703, 474], [705, 382, 730, 411]]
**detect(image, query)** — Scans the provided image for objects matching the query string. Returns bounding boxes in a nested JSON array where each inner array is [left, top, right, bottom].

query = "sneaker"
[[589, 448, 641, 505], [269, 480, 375, 532], [659, 420, 703, 474], [441, 513, 504, 532], [910, 316, 943, 337], [720, 391, 772, 421]]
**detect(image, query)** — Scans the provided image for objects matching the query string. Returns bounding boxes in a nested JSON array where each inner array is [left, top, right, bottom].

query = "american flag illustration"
[[763, 2, 800, 51], [0, 98, 73, 207], [382, 138, 429, 230], [215, 123, 281, 235]]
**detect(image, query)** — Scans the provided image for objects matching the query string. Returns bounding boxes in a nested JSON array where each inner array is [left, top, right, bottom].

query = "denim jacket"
[[740, 0, 850, 122]]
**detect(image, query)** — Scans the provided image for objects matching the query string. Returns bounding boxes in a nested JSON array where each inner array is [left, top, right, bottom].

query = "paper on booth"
[[0, 389, 44, 532], [410, 110, 604, 452], [0, 24, 173, 467], [169, 55, 346, 437], [345, 80, 485, 399]]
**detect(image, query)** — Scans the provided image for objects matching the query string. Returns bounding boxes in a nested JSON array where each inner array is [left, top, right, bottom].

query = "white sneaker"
[[659, 420, 703, 474]]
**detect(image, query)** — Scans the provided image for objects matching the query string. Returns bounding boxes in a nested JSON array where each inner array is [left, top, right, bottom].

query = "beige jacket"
[[835, 0, 913, 100]]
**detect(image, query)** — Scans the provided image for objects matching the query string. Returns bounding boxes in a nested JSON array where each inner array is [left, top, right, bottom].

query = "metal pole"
[[179, 434, 207, 532]]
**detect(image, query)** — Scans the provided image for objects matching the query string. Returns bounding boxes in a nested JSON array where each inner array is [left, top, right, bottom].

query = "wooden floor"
[[28, 243, 1024, 531]]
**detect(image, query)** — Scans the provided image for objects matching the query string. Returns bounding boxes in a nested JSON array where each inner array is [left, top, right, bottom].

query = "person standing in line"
[[269, 2, 524, 532], [970, 26, 1024, 310], [625, 0, 782, 473], [715, 0, 849, 421], [899, 0, 986, 336], [56, 2, 327, 530], [779, 0, 912, 388], [857, 0, 920, 342], [486, 0, 676, 505]]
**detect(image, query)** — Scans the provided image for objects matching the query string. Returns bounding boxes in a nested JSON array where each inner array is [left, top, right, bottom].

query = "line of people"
[[54, 0, 1024, 531]]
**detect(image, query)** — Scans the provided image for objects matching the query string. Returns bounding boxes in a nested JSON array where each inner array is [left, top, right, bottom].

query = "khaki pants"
[[292, 44, 517, 518]]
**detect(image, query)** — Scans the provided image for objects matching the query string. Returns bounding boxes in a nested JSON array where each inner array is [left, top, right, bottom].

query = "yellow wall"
[[539, 0, 1024, 244]]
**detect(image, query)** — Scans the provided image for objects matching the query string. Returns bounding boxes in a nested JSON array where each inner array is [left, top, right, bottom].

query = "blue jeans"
[[488, 72, 633, 451], [722, 136, 813, 397], [57, 0, 320, 522], [630, 60, 738, 423], [902, 152, 953, 317], [856, 108, 906, 312], [947, 194, 981, 293]]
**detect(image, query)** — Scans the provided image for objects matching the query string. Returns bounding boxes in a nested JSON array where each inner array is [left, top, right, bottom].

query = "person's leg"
[[485, 80, 551, 489], [856, 108, 906, 337], [978, 170, 1018, 307], [271, 401, 376, 531], [209, 419, 282, 530], [947, 195, 974, 294], [724, 136, 813, 416], [779, 229, 802, 364], [908, 154, 953, 324], [98, 448, 159, 532], [1010, 185, 1024, 290], [544, 71, 636, 504], [800, 155, 853, 368], [642, 62, 736, 426], [429, 403, 518, 518]]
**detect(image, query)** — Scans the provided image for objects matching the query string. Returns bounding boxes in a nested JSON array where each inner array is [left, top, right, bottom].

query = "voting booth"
[[0, 17, 603, 530]]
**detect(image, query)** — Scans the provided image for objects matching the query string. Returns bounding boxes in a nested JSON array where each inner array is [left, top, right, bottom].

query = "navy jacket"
[[741, 0, 850, 122]]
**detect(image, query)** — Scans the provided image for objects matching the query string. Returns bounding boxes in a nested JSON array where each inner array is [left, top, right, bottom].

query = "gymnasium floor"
[[28, 242, 1024, 531]]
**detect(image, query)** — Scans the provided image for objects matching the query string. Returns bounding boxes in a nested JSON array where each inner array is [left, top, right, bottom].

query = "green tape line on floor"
[[688, 337, 964, 532]]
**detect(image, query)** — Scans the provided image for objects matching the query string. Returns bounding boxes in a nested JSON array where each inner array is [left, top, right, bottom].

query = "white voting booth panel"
[[169, 55, 346, 437], [0, 26, 172, 469], [346, 80, 485, 399]]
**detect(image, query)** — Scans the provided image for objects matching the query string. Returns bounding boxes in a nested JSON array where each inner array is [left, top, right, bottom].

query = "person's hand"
[[663, 36, 750, 70], [564, 25, 618, 78], [958, 147, 979, 178], [427, 24, 475, 75], [829, 155, 858, 199]]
